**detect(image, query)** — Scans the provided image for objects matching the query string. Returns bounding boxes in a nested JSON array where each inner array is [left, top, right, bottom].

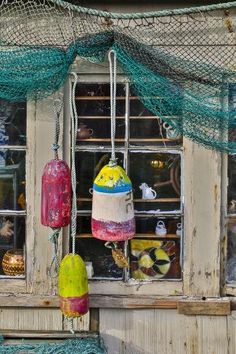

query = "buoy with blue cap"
[[92, 159, 135, 241], [91, 50, 135, 245]]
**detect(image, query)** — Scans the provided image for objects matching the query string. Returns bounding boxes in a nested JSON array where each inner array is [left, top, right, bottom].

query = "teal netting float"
[[1, 0, 236, 152], [0, 337, 106, 353]]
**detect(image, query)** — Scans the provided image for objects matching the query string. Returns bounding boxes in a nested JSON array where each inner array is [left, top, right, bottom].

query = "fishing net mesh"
[[1, 0, 236, 152], [0, 337, 106, 353]]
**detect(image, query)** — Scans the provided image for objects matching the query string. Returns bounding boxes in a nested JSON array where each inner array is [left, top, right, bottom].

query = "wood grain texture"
[[0, 308, 89, 332], [178, 299, 230, 315], [0, 309, 63, 331], [0, 330, 98, 338], [100, 309, 229, 354], [28, 97, 64, 295], [227, 311, 236, 354], [183, 140, 221, 297], [0, 294, 178, 309]]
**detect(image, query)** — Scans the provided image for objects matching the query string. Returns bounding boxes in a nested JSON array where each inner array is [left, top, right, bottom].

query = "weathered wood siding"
[[100, 309, 229, 354]]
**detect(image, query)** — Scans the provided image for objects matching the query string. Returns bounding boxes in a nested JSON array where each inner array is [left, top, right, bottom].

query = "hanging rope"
[[108, 49, 117, 166], [49, 0, 236, 19], [48, 98, 63, 278], [52, 98, 63, 159], [68, 72, 78, 335], [69, 72, 78, 255], [48, 228, 60, 278]]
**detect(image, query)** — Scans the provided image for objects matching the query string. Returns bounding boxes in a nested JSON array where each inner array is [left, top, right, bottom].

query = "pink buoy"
[[41, 159, 71, 228]]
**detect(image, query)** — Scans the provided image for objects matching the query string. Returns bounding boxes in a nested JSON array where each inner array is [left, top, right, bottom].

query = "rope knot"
[[51, 143, 60, 151], [48, 228, 61, 278], [108, 158, 118, 167]]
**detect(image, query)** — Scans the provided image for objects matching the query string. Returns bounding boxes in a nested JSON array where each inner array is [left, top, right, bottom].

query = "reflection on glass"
[[0, 216, 25, 276], [75, 238, 123, 279], [0, 100, 26, 146], [0, 151, 25, 210]]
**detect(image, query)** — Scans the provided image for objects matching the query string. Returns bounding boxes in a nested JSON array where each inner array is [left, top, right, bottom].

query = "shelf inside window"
[[77, 116, 180, 120], [77, 138, 180, 142], [78, 198, 180, 203], [76, 233, 180, 239], [75, 96, 162, 100]]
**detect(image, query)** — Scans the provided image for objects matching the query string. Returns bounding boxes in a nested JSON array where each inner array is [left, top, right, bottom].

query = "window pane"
[[228, 155, 236, 213], [76, 151, 124, 210], [0, 100, 26, 146], [229, 84, 236, 145], [130, 152, 181, 212], [135, 216, 182, 237], [129, 92, 182, 147], [130, 238, 181, 280], [226, 219, 236, 283], [75, 238, 123, 279], [0, 216, 25, 277], [76, 83, 125, 117], [0, 151, 25, 210]]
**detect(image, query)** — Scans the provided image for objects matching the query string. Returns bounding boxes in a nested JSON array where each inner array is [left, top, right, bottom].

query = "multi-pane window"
[[0, 100, 26, 278], [74, 79, 183, 282]]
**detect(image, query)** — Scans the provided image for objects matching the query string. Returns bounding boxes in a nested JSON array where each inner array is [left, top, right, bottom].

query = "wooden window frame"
[[0, 58, 222, 307]]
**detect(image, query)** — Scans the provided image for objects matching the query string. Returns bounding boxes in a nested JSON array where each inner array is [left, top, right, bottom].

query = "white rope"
[[48, 228, 60, 278], [52, 98, 63, 159], [48, 98, 63, 278], [69, 318, 75, 335], [69, 72, 78, 255], [108, 50, 117, 165]]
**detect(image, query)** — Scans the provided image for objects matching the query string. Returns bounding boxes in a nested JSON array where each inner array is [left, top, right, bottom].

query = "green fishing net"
[[0, 337, 106, 353], [0, 0, 236, 152]]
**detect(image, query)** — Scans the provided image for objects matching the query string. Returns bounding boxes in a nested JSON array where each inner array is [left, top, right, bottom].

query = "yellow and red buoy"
[[58, 254, 89, 317]]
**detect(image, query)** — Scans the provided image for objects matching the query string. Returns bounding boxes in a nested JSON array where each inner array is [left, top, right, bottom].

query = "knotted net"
[[1, 0, 236, 152], [0, 337, 106, 353]]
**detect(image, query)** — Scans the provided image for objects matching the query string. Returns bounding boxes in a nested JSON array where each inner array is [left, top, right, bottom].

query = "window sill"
[[0, 294, 232, 316], [89, 279, 182, 296], [0, 278, 26, 294]]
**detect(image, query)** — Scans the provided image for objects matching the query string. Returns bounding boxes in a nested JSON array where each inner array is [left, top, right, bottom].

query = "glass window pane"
[[226, 219, 236, 283], [76, 83, 125, 117], [0, 100, 26, 146], [0, 151, 25, 210], [129, 91, 182, 147], [130, 152, 181, 212], [130, 238, 181, 280], [135, 216, 182, 238], [76, 151, 124, 210], [76, 117, 125, 146], [0, 216, 25, 277], [75, 238, 123, 279], [228, 155, 236, 213]]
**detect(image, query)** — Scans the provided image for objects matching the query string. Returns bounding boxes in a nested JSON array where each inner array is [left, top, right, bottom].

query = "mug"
[[163, 122, 181, 140], [77, 123, 94, 140]]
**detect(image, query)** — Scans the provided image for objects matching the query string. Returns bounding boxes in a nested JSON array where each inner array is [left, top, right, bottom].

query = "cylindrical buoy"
[[41, 159, 71, 228], [92, 162, 135, 241], [58, 254, 89, 317]]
